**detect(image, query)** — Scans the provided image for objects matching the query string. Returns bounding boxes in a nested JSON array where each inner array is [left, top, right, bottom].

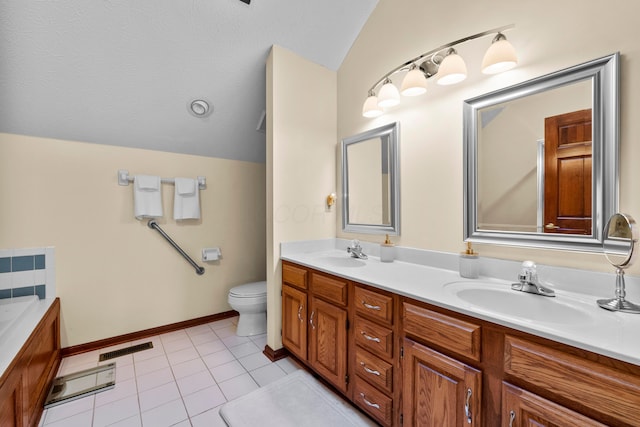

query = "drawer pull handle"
[[508, 410, 515, 427], [360, 331, 381, 343], [362, 301, 382, 311], [310, 311, 315, 329], [359, 393, 380, 409], [360, 362, 381, 376], [297, 305, 304, 322], [464, 388, 472, 424]]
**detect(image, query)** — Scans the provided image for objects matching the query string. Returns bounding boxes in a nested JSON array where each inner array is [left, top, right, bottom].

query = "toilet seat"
[[229, 281, 267, 298]]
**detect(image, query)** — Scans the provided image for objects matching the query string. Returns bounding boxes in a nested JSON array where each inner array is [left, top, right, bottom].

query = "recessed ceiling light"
[[188, 99, 213, 118]]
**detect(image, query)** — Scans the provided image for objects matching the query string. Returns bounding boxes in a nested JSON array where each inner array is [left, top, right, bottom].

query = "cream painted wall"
[[338, 0, 640, 275], [0, 133, 266, 347], [266, 46, 337, 351]]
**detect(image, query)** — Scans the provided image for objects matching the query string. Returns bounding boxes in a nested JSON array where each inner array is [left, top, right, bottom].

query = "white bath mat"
[[219, 370, 376, 426]]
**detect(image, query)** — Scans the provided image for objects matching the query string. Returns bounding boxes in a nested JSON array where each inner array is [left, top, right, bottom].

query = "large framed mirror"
[[463, 53, 619, 252], [342, 122, 400, 235]]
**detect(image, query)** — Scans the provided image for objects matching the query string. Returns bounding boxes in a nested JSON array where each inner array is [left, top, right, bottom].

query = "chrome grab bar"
[[147, 220, 205, 275]]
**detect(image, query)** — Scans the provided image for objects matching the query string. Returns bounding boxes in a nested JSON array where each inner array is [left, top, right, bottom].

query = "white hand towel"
[[133, 175, 163, 219], [174, 177, 200, 220]]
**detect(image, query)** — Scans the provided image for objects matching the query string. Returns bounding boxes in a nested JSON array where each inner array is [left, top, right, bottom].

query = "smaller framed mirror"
[[342, 122, 400, 235]]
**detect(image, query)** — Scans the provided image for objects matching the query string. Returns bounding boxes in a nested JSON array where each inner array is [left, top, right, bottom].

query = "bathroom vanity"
[[280, 245, 640, 426]]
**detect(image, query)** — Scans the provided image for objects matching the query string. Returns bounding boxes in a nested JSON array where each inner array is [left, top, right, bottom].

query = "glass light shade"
[[400, 68, 428, 96], [377, 81, 400, 108], [362, 95, 383, 118], [482, 38, 518, 74], [436, 53, 467, 86]]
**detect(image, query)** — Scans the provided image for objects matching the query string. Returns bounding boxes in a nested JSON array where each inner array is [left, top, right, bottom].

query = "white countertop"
[[0, 298, 57, 379], [281, 239, 640, 367]]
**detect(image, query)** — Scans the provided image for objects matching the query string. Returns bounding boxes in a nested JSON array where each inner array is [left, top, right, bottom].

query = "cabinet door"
[[502, 382, 606, 427], [403, 338, 482, 427], [282, 285, 307, 361], [309, 296, 348, 393], [0, 369, 24, 427]]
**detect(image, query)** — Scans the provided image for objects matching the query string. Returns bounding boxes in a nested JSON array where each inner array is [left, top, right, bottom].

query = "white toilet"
[[227, 281, 267, 337]]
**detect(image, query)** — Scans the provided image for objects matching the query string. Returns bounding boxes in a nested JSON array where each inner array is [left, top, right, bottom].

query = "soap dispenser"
[[380, 234, 395, 263], [459, 242, 479, 279]]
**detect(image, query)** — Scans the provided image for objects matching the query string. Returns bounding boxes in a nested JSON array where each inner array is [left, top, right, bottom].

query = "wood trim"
[[61, 310, 238, 357], [263, 345, 289, 362]]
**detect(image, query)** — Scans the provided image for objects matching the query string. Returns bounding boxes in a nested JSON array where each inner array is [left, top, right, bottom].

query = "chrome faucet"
[[511, 261, 555, 297], [347, 240, 368, 259]]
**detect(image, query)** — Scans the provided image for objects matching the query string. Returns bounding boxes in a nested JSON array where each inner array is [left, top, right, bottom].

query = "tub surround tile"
[[0, 257, 10, 273], [13, 255, 35, 272], [0, 247, 55, 300]]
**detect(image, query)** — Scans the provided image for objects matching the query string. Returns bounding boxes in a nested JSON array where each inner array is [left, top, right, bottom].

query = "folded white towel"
[[133, 175, 163, 219], [174, 177, 200, 220], [175, 177, 196, 196]]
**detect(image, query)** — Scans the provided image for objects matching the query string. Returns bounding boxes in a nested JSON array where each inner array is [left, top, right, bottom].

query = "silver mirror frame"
[[463, 53, 620, 252], [342, 121, 400, 235]]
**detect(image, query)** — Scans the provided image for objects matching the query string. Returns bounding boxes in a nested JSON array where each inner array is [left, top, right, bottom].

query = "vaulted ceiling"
[[0, 0, 378, 163]]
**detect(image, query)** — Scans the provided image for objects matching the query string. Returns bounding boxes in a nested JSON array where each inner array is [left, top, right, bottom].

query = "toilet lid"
[[229, 281, 267, 298]]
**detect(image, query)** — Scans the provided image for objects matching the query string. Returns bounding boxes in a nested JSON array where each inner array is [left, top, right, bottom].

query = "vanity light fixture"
[[362, 25, 517, 118]]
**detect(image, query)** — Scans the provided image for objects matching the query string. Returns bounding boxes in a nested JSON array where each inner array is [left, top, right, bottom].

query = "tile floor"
[[38, 316, 303, 427]]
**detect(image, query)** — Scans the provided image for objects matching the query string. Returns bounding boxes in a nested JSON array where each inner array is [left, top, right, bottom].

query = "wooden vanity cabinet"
[[0, 298, 61, 427], [281, 262, 349, 394], [282, 260, 640, 426]]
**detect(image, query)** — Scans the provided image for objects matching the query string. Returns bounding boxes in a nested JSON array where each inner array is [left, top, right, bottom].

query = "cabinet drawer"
[[504, 335, 640, 425], [354, 376, 393, 427], [403, 302, 481, 362], [502, 382, 607, 427], [310, 272, 347, 306], [354, 317, 393, 359], [282, 262, 307, 290], [355, 347, 393, 394], [354, 286, 393, 325]]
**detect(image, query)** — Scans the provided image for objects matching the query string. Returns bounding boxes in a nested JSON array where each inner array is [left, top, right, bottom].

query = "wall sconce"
[[362, 25, 517, 118]]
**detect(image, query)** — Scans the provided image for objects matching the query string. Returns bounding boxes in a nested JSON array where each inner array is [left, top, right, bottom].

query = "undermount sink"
[[314, 256, 366, 268], [444, 281, 594, 325]]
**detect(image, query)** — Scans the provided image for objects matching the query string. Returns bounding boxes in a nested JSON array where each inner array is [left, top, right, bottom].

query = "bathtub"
[[0, 295, 57, 379]]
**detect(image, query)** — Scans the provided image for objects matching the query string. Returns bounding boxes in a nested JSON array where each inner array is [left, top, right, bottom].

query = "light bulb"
[[400, 65, 428, 96], [482, 34, 518, 74], [436, 50, 467, 86], [377, 79, 400, 108], [362, 94, 383, 118]]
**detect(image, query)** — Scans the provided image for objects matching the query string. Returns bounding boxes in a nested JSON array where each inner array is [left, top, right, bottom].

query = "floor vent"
[[99, 342, 153, 361]]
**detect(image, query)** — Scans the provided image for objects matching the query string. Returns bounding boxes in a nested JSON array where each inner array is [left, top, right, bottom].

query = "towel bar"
[[148, 220, 205, 275], [118, 170, 206, 190]]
